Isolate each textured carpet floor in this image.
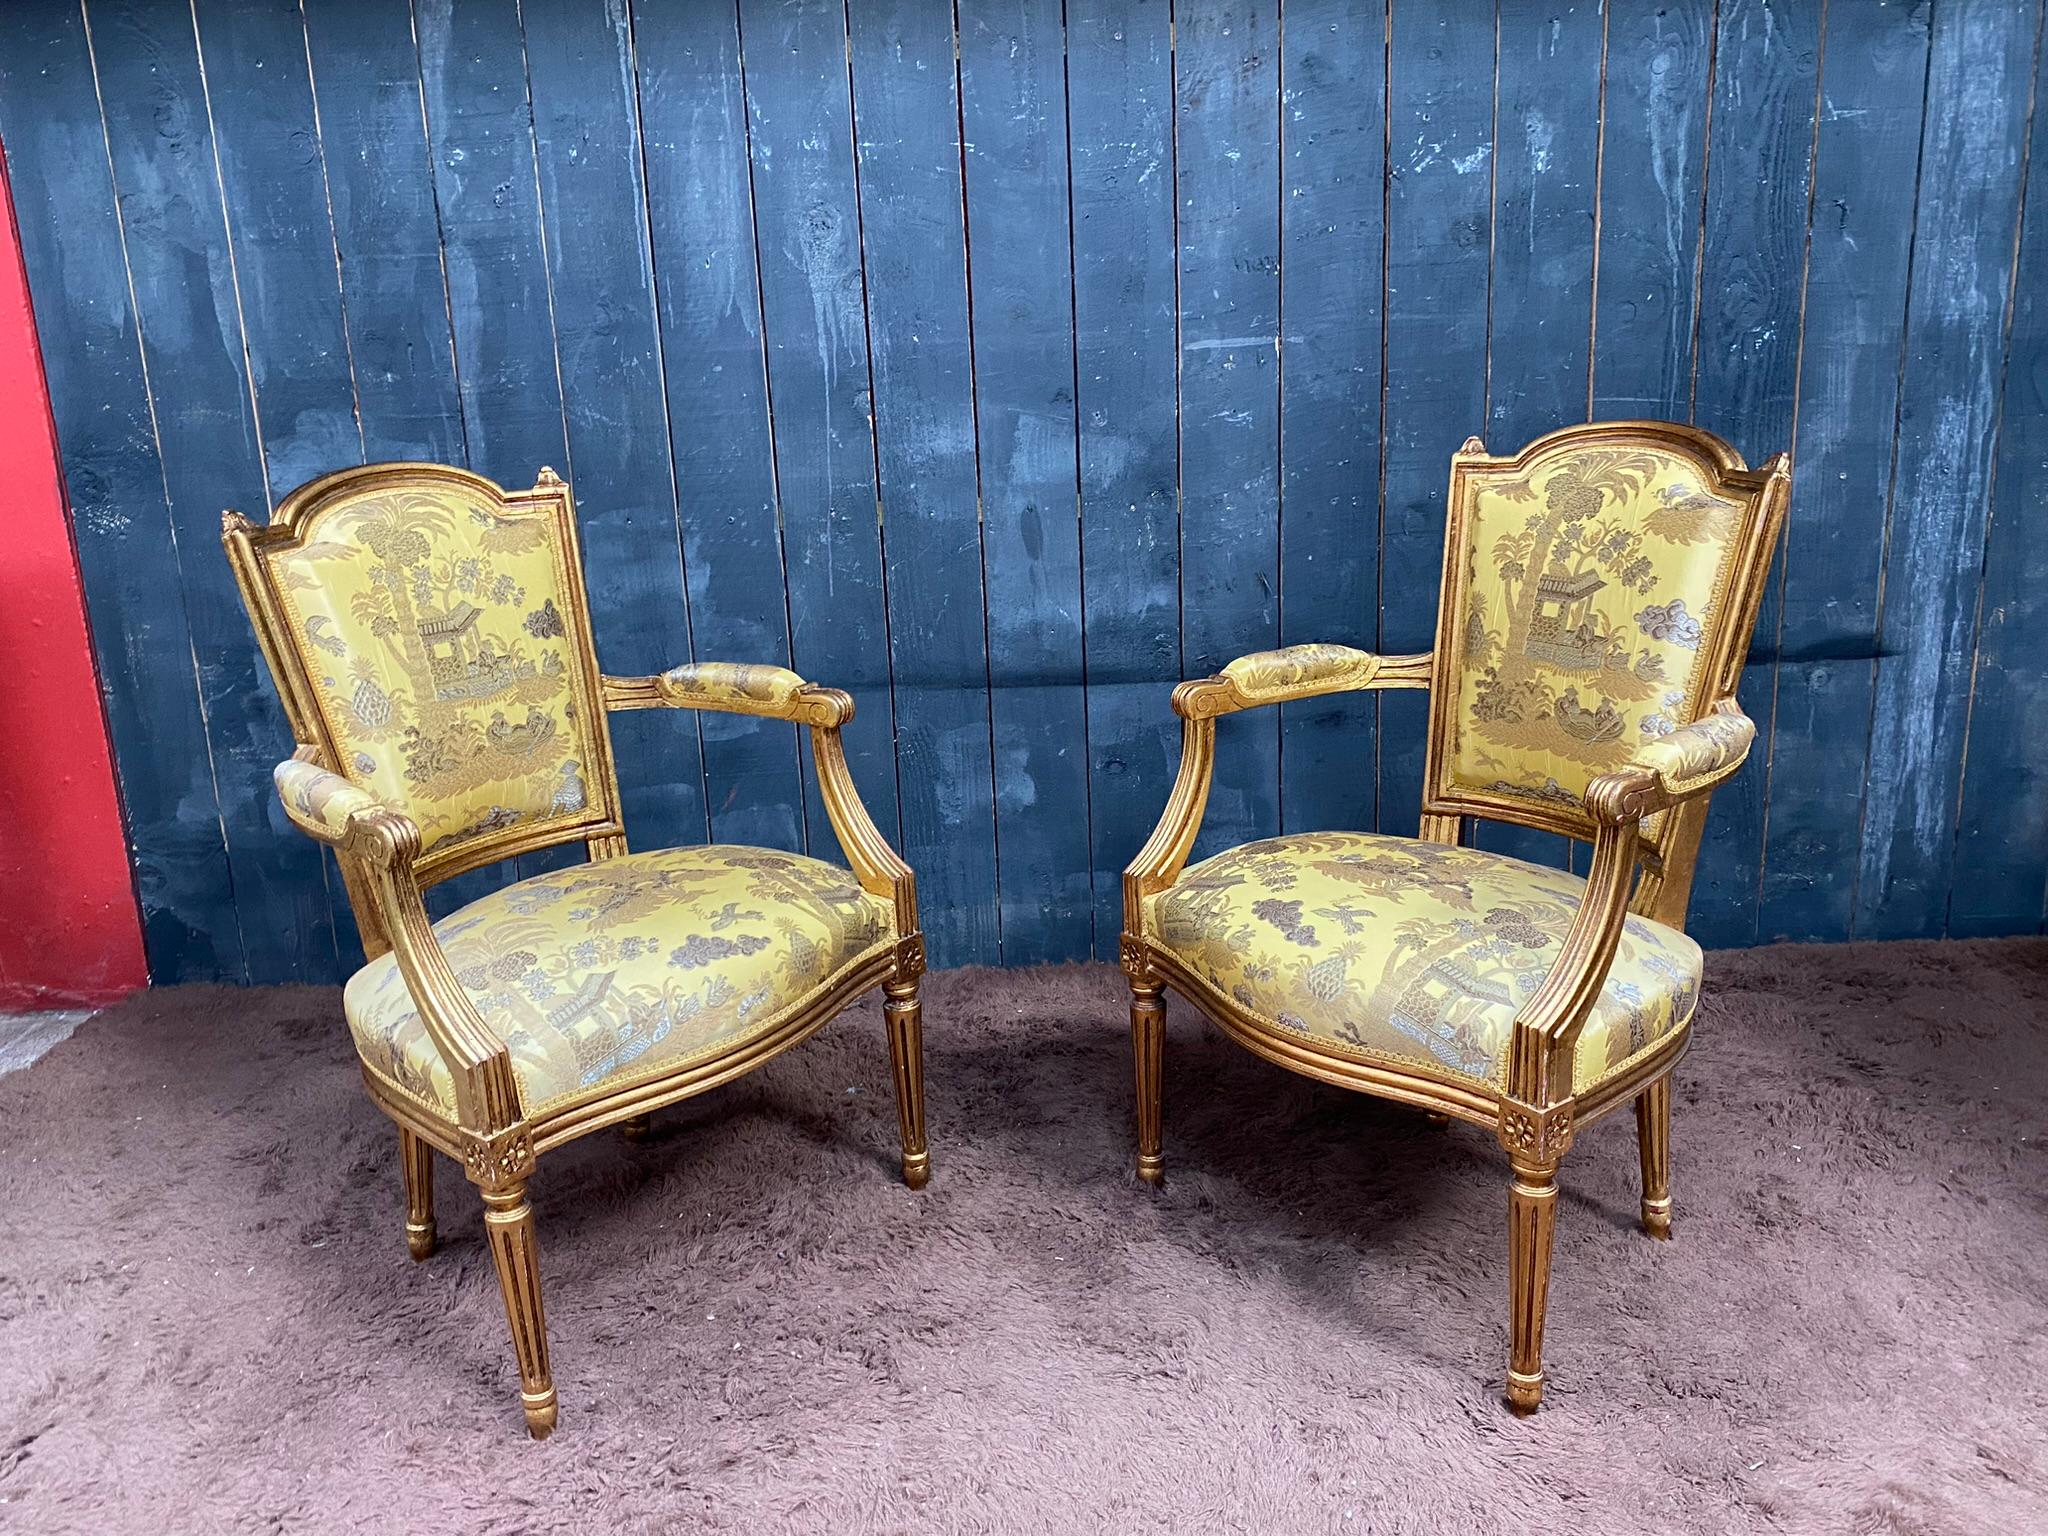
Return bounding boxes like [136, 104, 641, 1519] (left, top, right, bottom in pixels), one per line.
[1, 941, 2044, 1534]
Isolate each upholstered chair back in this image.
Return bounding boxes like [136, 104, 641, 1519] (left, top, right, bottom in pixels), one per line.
[1423, 423, 1787, 911]
[224, 465, 624, 886]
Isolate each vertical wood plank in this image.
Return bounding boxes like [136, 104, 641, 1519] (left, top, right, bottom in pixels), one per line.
[634, 0, 808, 855]
[1277, 0, 1385, 840]
[302, 0, 470, 957]
[1756, 2, 1931, 942]
[522, 0, 708, 854]
[1687, 0, 1822, 946]
[1479, 0, 1603, 871]
[1380, 0, 1494, 837]
[959, 0, 1093, 961]
[188, 0, 369, 968]
[413, 0, 568, 486]
[191, 0, 365, 496]
[1177, 1, 1283, 859]
[1944, 11, 2048, 938]
[846, 0, 1000, 965]
[1591, 0, 1714, 419]
[0, 0, 241, 982]
[1856, 0, 2040, 939]
[410, 0, 567, 901]
[1071, 0, 1180, 958]
[101, 0, 344, 982]
[302, 0, 466, 465]
[737, 0, 900, 860]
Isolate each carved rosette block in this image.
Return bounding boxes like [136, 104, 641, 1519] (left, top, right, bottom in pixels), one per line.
[463, 1127, 537, 1191]
[1119, 933, 1152, 981]
[894, 932, 928, 982]
[1496, 1101, 1574, 1164]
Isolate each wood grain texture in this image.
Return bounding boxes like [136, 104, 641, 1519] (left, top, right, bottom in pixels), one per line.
[1277, 0, 1385, 843]
[1856, 0, 2041, 939]
[1176, 2, 1284, 861]
[1071, 0, 1181, 960]
[5, 0, 2044, 978]
[409, 0, 566, 904]
[737, 0, 900, 866]
[960, 0, 1093, 961]
[1758, 2, 1933, 942]
[102, 0, 346, 981]
[1478, 0, 1604, 873]
[1950, 12, 2048, 939]
[1380, 0, 1494, 838]
[0, 0, 242, 982]
[636, 0, 807, 856]
[1687, 0, 1823, 946]
[522, 0, 706, 857]
[1592, 0, 1714, 421]
[846, 0, 1000, 965]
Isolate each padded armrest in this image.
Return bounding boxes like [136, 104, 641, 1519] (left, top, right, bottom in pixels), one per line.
[274, 757, 389, 845]
[1174, 644, 1433, 718]
[602, 661, 854, 727]
[1629, 704, 1755, 797]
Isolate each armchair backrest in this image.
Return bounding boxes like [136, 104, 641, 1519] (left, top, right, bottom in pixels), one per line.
[1423, 421, 1788, 905]
[223, 463, 624, 886]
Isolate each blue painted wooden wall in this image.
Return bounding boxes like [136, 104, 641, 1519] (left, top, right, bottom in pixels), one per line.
[3, 0, 2043, 984]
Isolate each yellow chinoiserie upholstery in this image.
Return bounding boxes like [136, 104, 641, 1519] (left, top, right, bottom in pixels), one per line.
[271, 483, 608, 859]
[345, 846, 895, 1116]
[1148, 833, 1700, 1094]
[225, 462, 930, 1439]
[1446, 448, 1745, 818]
[1120, 421, 1792, 1416]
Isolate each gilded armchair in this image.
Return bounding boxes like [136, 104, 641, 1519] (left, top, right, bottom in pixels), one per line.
[222, 463, 928, 1438]
[1122, 421, 1788, 1412]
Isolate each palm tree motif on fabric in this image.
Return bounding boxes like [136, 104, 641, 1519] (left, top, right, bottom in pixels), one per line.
[1459, 450, 1732, 794]
[348, 846, 897, 1106]
[282, 491, 588, 848]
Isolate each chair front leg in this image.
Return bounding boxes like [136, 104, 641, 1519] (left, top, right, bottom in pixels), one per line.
[399, 1127, 436, 1261]
[1636, 1076, 1673, 1238]
[1505, 1155, 1560, 1415]
[883, 969, 930, 1190]
[1130, 977, 1165, 1186]
[478, 1176, 556, 1439]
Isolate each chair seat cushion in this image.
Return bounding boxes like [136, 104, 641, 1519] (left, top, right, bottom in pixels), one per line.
[344, 846, 896, 1116]
[1147, 833, 1701, 1094]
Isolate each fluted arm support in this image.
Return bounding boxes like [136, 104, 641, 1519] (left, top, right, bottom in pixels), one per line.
[272, 752, 520, 1134]
[1123, 645, 1435, 936]
[602, 662, 915, 933]
[1502, 701, 1757, 1105]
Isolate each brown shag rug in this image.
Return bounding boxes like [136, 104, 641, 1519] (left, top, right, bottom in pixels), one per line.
[2, 941, 2045, 1533]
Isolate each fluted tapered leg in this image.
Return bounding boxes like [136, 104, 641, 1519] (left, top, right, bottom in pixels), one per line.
[620, 1113, 654, 1142]
[884, 975, 929, 1189]
[1505, 1157, 1559, 1415]
[482, 1183, 556, 1439]
[1636, 1076, 1672, 1239]
[1130, 979, 1165, 1186]
[399, 1127, 436, 1261]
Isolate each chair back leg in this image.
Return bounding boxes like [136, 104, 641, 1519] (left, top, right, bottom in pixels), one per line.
[1130, 978, 1166, 1186]
[884, 973, 930, 1189]
[1636, 1077, 1673, 1238]
[400, 1127, 437, 1261]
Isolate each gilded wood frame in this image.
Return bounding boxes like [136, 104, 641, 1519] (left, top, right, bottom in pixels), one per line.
[1121, 420, 1790, 1413]
[224, 463, 928, 1438]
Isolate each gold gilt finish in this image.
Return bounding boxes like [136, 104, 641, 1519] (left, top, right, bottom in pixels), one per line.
[223, 462, 928, 1438]
[1122, 421, 1788, 1413]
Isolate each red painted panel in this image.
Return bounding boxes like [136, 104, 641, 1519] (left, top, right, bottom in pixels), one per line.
[0, 142, 148, 1007]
